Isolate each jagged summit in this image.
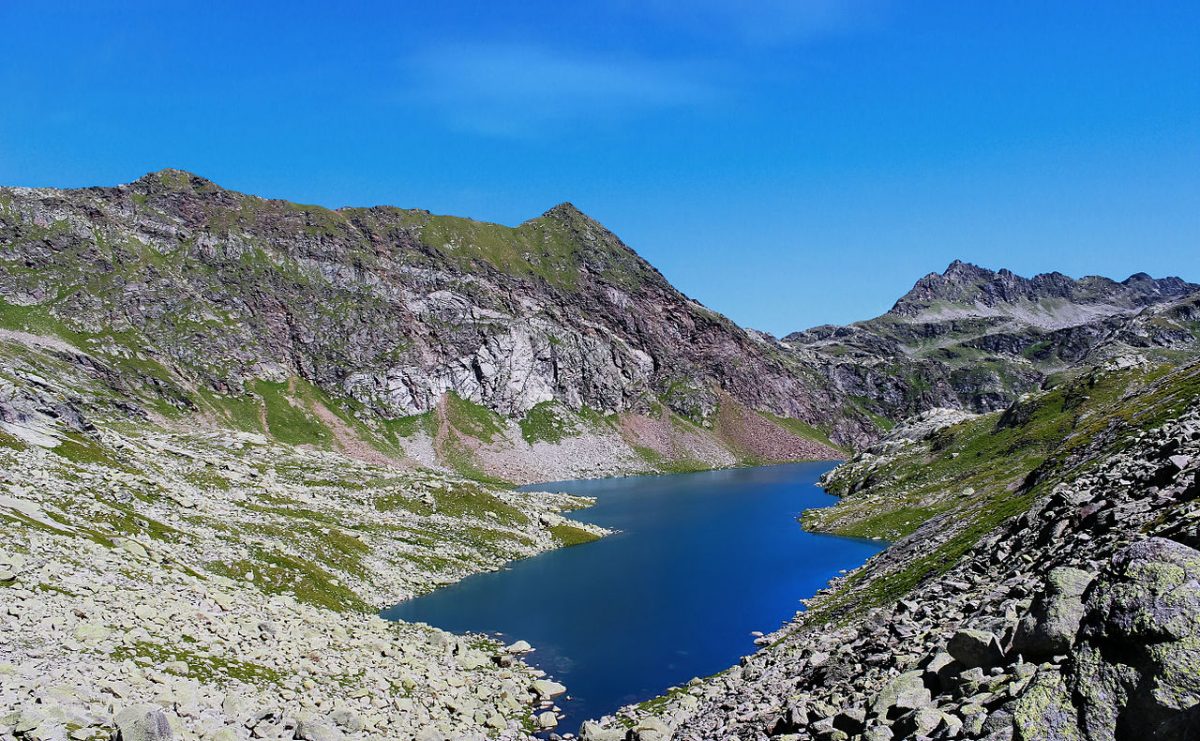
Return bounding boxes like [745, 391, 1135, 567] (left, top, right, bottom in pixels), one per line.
[888, 261, 1196, 321]
[128, 168, 223, 194]
[540, 201, 586, 219]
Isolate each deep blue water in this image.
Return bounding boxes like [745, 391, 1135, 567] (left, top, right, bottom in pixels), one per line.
[381, 462, 884, 731]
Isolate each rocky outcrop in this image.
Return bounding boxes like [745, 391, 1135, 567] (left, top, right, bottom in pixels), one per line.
[0, 417, 605, 739]
[1069, 538, 1200, 739]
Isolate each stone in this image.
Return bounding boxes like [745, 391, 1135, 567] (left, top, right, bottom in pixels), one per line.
[863, 726, 893, 741]
[73, 623, 111, 643]
[1010, 670, 1082, 740]
[536, 711, 558, 729]
[631, 717, 671, 741]
[893, 707, 943, 737]
[1011, 567, 1095, 660]
[947, 629, 1005, 669]
[1072, 538, 1200, 739]
[116, 539, 148, 560]
[868, 671, 932, 720]
[578, 720, 625, 741]
[923, 651, 961, 691]
[295, 719, 344, 741]
[531, 679, 567, 699]
[506, 640, 533, 654]
[832, 707, 866, 734]
[114, 704, 174, 741]
[328, 709, 363, 733]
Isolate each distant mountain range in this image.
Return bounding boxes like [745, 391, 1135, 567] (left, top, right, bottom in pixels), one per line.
[783, 259, 1200, 414]
[2, 170, 1198, 481]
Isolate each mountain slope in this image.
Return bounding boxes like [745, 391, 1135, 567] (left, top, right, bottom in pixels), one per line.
[592, 359, 1200, 739]
[784, 261, 1200, 418]
[0, 170, 852, 482]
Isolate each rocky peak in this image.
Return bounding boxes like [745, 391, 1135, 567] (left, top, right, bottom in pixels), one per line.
[888, 260, 1197, 321]
[127, 168, 224, 196]
[540, 201, 588, 221]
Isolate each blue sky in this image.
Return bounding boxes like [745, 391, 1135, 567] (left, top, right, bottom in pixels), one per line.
[1, 1, 1197, 334]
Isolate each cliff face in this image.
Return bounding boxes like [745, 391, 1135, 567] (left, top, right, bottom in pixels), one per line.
[0, 170, 850, 482]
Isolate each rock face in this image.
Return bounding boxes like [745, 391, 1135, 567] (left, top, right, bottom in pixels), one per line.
[785, 260, 1200, 421]
[0, 170, 862, 483]
[7, 173, 1196, 482]
[890, 261, 1195, 323]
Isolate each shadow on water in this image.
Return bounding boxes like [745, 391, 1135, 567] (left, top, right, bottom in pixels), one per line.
[381, 462, 885, 733]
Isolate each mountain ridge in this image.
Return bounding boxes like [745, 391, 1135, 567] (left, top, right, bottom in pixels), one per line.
[887, 259, 1196, 325]
[0, 170, 856, 483]
[784, 259, 1200, 415]
[3, 171, 1198, 482]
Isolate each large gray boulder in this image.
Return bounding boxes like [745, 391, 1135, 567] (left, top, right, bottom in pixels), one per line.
[295, 718, 345, 741]
[1009, 669, 1082, 741]
[868, 671, 932, 721]
[114, 704, 173, 741]
[579, 720, 626, 741]
[1071, 538, 1200, 739]
[1011, 566, 1095, 660]
[947, 628, 1005, 669]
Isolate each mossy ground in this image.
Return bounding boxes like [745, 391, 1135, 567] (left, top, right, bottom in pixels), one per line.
[112, 639, 283, 685]
[548, 523, 601, 547]
[519, 401, 580, 444]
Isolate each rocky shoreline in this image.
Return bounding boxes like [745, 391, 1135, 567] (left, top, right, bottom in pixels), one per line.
[588, 364, 1200, 740]
[0, 425, 605, 741]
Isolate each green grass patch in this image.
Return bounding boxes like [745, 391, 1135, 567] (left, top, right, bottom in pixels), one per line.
[760, 411, 843, 451]
[519, 401, 580, 444]
[384, 411, 437, 439]
[632, 445, 711, 474]
[548, 523, 601, 547]
[434, 482, 528, 526]
[0, 429, 26, 451]
[208, 549, 368, 613]
[51, 432, 126, 469]
[445, 392, 505, 443]
[112, 639, 282, 685]
[198, 388, 266, 434]
[251, 380, 333, 447]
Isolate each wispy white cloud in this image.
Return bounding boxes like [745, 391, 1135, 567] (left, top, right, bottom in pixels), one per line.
[402, 43, 725, 137]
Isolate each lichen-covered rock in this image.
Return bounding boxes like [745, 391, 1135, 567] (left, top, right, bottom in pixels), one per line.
[579, 720, 626, 741]
[114, 704, 174, 741]
[1010, 669, 1082, 741]
[1012, 566, 1095, 660]
[1072, 537, 1200, 739]
[868, 671, 932, 720]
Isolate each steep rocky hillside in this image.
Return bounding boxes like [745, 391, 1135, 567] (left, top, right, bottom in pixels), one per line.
[0, 322, 613, 738]
[785, 261, 1200, 421]
[595, 359, 1200, 739]
[0, 170, 851, 483]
